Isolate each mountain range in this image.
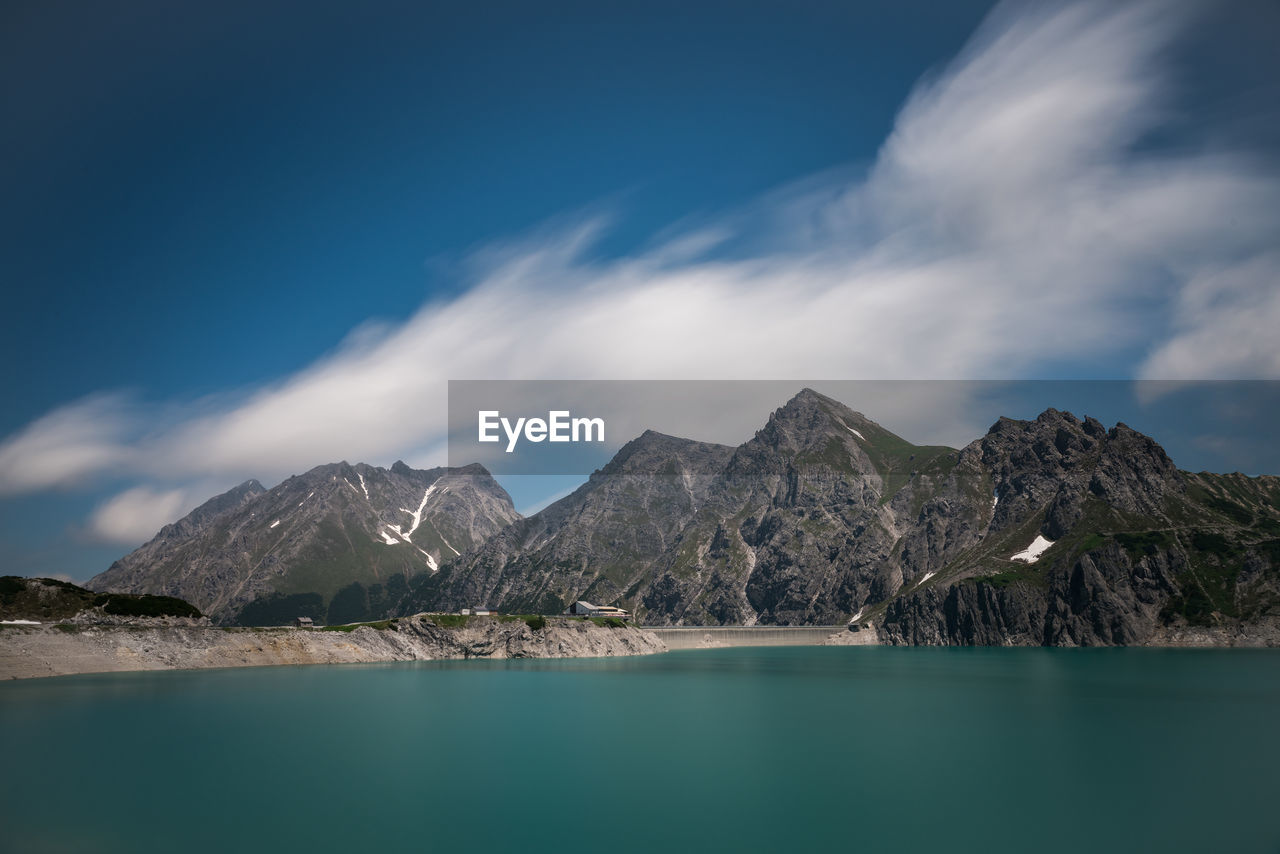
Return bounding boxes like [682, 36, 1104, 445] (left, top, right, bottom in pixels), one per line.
[90, 389, 1280, 644]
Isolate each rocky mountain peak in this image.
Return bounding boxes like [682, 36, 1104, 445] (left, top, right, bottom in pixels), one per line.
[982, 409, 1101, 460]
[727, 389, 942, 495]
[595, 430, 731, 478]
[89, 459, 521, 624]
[745, 388, 865, 457]
[772, 387, 858, 426]
[156, 478, 266, 542]
[449, 462, 492, 476]
[974, 409, 1186, 537]
[1089, 421, 1184, 515]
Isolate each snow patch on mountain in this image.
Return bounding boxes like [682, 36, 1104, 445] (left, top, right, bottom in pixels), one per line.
[439, 538, 460, 556]
[838, 420, 866, 442]
[1011, 535, 1054, 563]
[401, 482, 441, 542]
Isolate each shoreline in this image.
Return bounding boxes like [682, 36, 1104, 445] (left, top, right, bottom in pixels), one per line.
[0, 619, 867, 681]
[0, 615, 668, 681]
[6, 615, 1272, 682]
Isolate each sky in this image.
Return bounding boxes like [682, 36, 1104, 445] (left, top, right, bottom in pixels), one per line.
[2, 0, 1279, 581]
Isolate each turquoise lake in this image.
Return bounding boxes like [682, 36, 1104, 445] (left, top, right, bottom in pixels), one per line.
[2, 647, 1279, 853]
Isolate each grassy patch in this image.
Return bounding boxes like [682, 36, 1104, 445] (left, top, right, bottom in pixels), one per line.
[1078, 533, 1107, 552]
[1115, 531, 1174, 561]
[1162, 574, 1225, 626]
[423, 613, 472, 628]
[1189, 530, 1239, 558]
[275, 516, 425, 603]
[492, 612, 551, 625]
[588, 617, 628, 628]
[969, 562, 1049, 590]
[1159, 529, 1252, 625]
[977, 573, 1021, 590]
[1202, 495, 1255, 526]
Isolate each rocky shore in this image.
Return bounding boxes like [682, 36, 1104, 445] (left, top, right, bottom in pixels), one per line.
[0, 615, 667, 680]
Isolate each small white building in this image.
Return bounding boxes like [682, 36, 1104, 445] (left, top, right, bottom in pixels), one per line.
[472, 606, 492, 616]
[568, 600, 630, 620]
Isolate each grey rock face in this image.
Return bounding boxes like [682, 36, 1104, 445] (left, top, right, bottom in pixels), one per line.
[409, 389, 956, 626]
[877, 544, 1185, 647]
[88, 461, 519, 624]
[405, 431, 735, 616]
[878, 412, 1277, 646]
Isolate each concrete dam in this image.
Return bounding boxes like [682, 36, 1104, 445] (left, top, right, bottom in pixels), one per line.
[646, 625, 876, 649]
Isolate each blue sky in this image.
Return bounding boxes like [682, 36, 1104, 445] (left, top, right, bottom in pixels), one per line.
[2, 0, 1279, 581]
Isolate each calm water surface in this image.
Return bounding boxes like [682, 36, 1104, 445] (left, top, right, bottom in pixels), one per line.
[2, 647, 1279, 853]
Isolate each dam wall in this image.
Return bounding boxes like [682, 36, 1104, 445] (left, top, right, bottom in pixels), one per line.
[646, 625, 867, 649]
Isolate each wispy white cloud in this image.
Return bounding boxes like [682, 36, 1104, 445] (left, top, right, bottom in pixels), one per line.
[0, 394, 138, 496]
[86, 486, 194, 545]
[1139, 252, 1280, 380]
[2, 0, 1278, 527]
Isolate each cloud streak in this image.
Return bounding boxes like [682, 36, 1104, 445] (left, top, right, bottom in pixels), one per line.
[0, 394, 138, 495]
[87, 486, 193, 545]
[3, 0, 1279, 543]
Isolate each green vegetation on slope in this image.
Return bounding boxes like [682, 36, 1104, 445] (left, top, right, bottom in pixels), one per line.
[276, 516, 420, 601]
[232, 592, 325, 626]
[100, 594, 202, 619]
[0, 576, 203, 621]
